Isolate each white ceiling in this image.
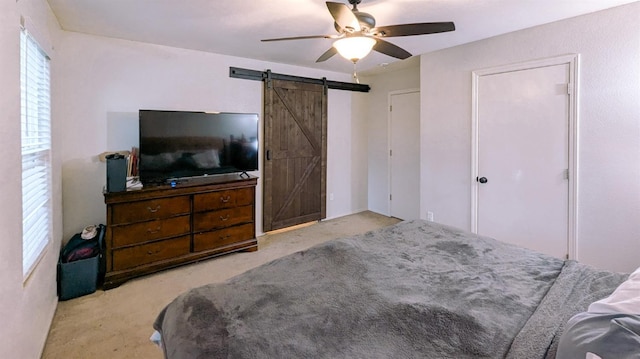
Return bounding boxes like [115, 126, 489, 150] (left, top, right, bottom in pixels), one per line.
[47, 0, 637, 74]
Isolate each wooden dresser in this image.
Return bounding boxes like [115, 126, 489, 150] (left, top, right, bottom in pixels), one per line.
[103, 174, 257, 289]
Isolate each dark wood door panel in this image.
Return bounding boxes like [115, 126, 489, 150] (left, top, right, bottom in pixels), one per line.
[263, 79, 327, 232]
[271, 157, 322, 221]
[273, 92, 322, 153]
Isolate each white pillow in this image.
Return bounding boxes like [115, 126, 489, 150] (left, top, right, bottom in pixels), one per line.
[190, 149, 220, 169]
[141, 152, 181, 170]
[588, 266, 640, 314]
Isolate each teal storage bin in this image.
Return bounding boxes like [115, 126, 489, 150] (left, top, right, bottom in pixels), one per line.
[57, 255, 99, 301]
[57, 224, 105, 301]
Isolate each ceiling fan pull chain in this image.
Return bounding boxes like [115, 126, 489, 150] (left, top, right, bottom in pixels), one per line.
[352, 61, 360, 84]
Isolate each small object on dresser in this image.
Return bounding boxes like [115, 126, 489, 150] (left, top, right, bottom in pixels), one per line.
[106, 153, 127, 192]
[126, 177, 143, 190]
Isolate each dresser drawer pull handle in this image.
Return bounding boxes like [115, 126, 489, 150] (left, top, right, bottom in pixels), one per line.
[220, 196, 231, 203]
[147, 205, 161, 213]
[219, 214, 230, 221]
[147, 250, 159, 255]
[147, 226, 161, 234]
[219, 235, 231, 240]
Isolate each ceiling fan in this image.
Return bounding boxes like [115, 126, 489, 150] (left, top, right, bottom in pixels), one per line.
[261, 0, 455, 64]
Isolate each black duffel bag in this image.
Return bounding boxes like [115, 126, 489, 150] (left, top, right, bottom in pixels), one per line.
[60, 224, 105, 263]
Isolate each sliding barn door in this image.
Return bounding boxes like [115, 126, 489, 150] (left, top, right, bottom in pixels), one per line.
[263, 79, 327, 232]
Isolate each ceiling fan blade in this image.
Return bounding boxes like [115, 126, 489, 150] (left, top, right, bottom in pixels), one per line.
[326, 1, 360, 32]
[371, 22, 455, 37]
[373, 39, 412, 60]
[261, 34, 339, 42]
[316, 47, 338, 63]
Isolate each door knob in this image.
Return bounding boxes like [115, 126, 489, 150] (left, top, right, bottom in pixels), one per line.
[478, 177, 488, 184]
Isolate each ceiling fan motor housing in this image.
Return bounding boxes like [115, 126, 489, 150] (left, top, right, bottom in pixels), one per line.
[354, 11, 375, 30]
[333, 9, 375, 33]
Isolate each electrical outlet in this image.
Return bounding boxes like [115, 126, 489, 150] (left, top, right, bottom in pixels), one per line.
[427, 211, 434, 222]
[330, 193, 334, 201]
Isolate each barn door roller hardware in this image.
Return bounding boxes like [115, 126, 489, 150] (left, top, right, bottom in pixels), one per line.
[229, 67, 370, 93]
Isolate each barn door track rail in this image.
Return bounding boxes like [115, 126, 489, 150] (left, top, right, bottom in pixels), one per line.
[229, 67, 370, 93]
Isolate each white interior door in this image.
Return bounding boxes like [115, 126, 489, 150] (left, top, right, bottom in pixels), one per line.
[475, 63, 570, 259]
[390, 90, 420, 220]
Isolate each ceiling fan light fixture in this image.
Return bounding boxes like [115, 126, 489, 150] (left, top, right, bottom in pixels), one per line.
[333, 36, 376, 62]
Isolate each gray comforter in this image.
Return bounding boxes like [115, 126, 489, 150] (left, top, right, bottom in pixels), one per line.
[154, 220, 627, 359]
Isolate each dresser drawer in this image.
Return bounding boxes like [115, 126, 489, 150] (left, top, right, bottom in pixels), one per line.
[112, 235, 190, 271]
[193, 223, 254, 252]
[193, 187, 254, 212]
[111, 196, 190, 224]
[193, 205, 254, 232]
[111, 215, 190, 248]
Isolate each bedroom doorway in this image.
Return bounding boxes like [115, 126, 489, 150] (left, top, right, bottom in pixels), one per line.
[263, 79, 327, 232]
[471, 55, 578, 260]
[389, 89, 420, 220]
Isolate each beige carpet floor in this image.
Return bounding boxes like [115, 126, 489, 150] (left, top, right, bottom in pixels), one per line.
[42, 211, 400, 358]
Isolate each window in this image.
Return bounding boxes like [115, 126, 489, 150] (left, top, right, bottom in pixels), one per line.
[20, 28, 52, 279]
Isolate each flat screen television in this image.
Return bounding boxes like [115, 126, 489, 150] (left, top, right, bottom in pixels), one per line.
[139, 110, 259, 185]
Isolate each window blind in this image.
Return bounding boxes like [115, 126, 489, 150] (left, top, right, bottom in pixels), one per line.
[20, 29, 52, 279]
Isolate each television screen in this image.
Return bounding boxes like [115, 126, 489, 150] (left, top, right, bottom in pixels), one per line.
[139, 110, 259, 185]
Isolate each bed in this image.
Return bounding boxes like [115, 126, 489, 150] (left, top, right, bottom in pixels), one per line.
[153, 220, 638, 358]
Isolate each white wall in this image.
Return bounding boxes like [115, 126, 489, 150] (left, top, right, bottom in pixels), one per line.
[54, 31, 367, 240]
[420, 2, 640, 272]
[0, 0, 62, 357]
[360, 64, 420, 216]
